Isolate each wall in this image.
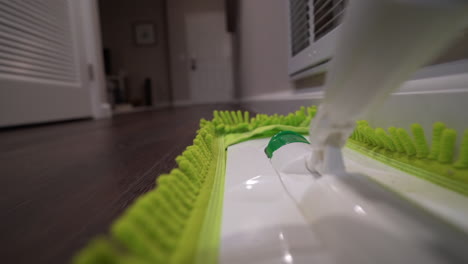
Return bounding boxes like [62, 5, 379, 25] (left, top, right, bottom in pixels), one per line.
[236, 0, 293, 98]
[99, 0, 170, 105]
[430, 29, 468, 65]
[235, 2, 468, 100]
[167, 0, 190, 101]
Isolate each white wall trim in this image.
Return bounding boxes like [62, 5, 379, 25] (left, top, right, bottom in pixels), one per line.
[241, 90, 323, 103]
[241, 66, 468, 139]
[100, 103, 112, 118]
[242, 73, 468, 103]
[80, 0, 110, 120]
[290, 61, 329, 81]
[113, 102, 171, 115]
[174, 99, 239, 107]
[411, 59, 468, 80]
[153, 102, 172, 109]
[248, 59, 468, 103]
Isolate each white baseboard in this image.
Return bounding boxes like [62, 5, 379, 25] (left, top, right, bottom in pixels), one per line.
[92, 103, 112, 119]
[173, 99, 239, 107]
[112, 102, 171, 115]
[242, 60, 468, 104]
[153, 102, 171, 109]
[287, 59, 468, 94]
[241, 72, 468, 137]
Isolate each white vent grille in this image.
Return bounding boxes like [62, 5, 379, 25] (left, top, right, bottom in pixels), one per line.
[290, 0, 311, 56]
[313, 0, 346, 41]
[0, 0, 77, 82]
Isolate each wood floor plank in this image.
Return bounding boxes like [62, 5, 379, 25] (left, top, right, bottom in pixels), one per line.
[0, 104, 240, 264]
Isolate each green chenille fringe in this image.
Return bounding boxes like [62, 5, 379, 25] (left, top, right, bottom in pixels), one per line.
[72, 106, 317, 264]
[348, 121, 468, 196]
[73, 106, 468, 263]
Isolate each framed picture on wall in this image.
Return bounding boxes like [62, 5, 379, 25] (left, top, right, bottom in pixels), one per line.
[133, 22, 157, 46]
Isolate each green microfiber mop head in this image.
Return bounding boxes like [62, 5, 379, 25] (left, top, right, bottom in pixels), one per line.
[214, 106, 317, 147]
[212, 106, 316, 134]
[73, 121, 219, 264]
[73, 106, 468, 264]
[72, 107, 318, 264]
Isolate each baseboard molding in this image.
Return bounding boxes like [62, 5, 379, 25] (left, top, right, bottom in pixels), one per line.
[112, 102, 171, 115]
[95, 103, 112, 119]
[241, 69, 468, 137]
[173, 99, 239, 107]
[153, 102, 172, 109]
[287, 59, 468, 93]
[412, 59, 468, 80]
[242, 66, 468, 105]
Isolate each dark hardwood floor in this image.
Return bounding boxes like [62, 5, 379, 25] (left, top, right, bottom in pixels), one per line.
[0, 104, 240, 264]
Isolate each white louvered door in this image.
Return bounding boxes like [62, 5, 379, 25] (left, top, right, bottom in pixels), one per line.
[0, 0, 92, 127]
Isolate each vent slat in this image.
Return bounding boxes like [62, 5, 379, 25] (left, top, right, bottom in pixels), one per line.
[291, 9, 309, 29]
[0, 60, 76, 79]
[0, 45, 73, 68]
[313, 0, 346, 41]
[29, 0, 57, 15]
[1, 1, 67, 35]
[313, 0, 334, 16]
[0, 65, 76, 82]
[0, 38, 73, 66]
[14, 0, 66, 28]
[292, 29, 310, 46]
[290, 0, 311, 56]
[292, 22, 310, 39]
[0, 29, 72, 61]
[0, 15, 71, 51]
[314, 7, 345, 37]
[0, 24, 72, 60]
[0, 0, 77, 83]
[291, 0, 307, 13]
[314, 0, 344, 26]
[0, 51, 74, 74]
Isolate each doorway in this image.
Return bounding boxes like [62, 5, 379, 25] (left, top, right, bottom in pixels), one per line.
[186, 12, 234, 103]
[166, 0, 235, 105]
[98, 0, 172, 114]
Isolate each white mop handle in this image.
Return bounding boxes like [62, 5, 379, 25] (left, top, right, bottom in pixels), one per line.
[310, 0, 468, 149]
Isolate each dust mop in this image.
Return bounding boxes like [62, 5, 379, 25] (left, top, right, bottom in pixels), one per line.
[74, 0, 468, 263]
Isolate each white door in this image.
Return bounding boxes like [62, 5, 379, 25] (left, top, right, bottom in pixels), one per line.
[0, 0, 93, 127]
[186, 12, 234, 103]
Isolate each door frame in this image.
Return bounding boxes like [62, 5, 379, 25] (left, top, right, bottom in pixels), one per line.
[79, 0, 111, 119]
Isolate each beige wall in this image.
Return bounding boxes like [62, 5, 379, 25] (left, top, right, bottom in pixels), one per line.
[99, 0, 170, 105]
[235, 2, 468, 99]
[236, 0, 293, 98]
